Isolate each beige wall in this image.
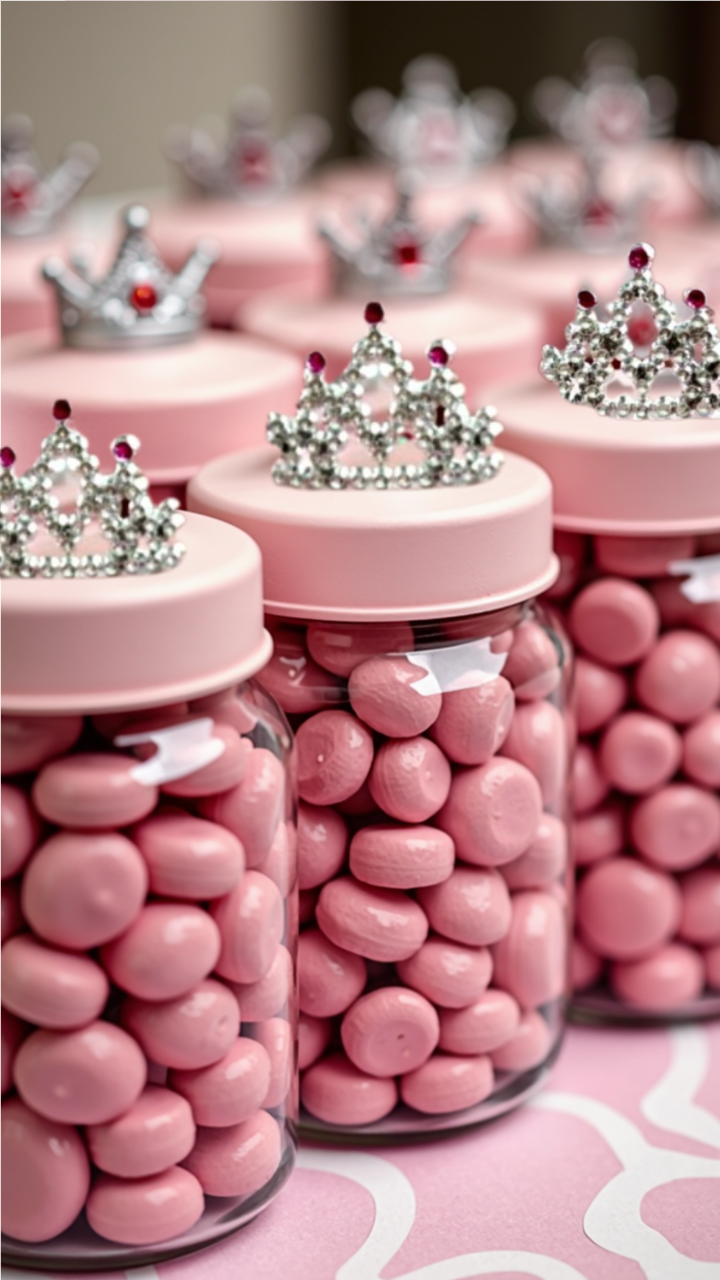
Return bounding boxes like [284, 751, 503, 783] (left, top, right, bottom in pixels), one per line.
[2, 2, 344, 196]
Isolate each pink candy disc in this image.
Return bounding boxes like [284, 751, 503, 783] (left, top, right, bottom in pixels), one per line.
[121, 979, 240, 1070]
[572, 803, 625, 867]
[340, 987, 440, 1077]
[635, 630, 720, 725]
[14, 1021, 147, 1125]
[297, 802, 348, 890]
[249, 1017, 293, 1108]
[86, 1166, 204, 1246]
[21, 831, 148, 950]
[491, 891, 566, 1009]
[301, 1051, 398, 1126]
[316, 877, 428, 962]
[1, 714, 82, 776]
[438, 988, 521, 1055]
[101, 904, 221, 1001]
[201, 747, 285, 866]
[1, 879, 23, 943]
[399, 1052, 494, 1115]
[576, 857, 681, 961]
[1, 783, 40, 879]
[259, 627, 344, 714]
[212, 870, 284, 984]
[679, 868, 720, 945]
[396, 937, 493, 1009]
[501, 622, 560, 701]
[297, 711, 374, 807]
[298, 1014, 332, 1070]
[299, 929, 367, 1018]
[86, 1085, 196, 1178]
[170, 1036, 272, 1128]
[501, 701, 566, 809]
[490, 1010, 552, 1072]
[630, 785, 720, 871]
[306, 621, 415, 678]
[437, 757, 543, 866]
[256, 820, 297, 896]
[571, 938, 604, 991]
[369, 736, 452, 823]
[349, 823, 454, 890]
[593, 534, 697, 578]
[545, 530, 587, 599]
[183, 1108, 282, 1197]
[610, 944, 705, 1011]
[598, 712, 682, 795]
[133, 813, 244, 900]
[1, 1096, 90, 1242]
[417, 866, 511, 947]
[682, 711, 720, 788]
[430, 676, 515, 766]
[501, 814, 568, 890]
[229, 943, 294, 1021]
[32, 753, 158, 830]
[572, 742, 610, 815]
[569, 578, 660, 667]
[574, 657, 628, 735]
[2, 934, 109, 1029]
[348, 655, 441, 737]
[1, 1008, 25, 1094]
[159, 723, 252, 797]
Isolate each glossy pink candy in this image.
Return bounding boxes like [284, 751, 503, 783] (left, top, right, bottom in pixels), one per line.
[298, 1014, 332, 1070]
[299, 929, 367, 1018]
[501, 814, 568, 890]
[569, 578, 660, 667]
[598, 712, 682, 795]
[201, 747, 285, 866]
[86, 1085, 196, 1178]
[1, 1096, 90, 1242]
[490, 1010, 551, 1072]
[396, 937, 493, 1009]
[630, 785, 720, 870]
[491, 891, 566, 1009]
[1, 783, 40, 879]
[417, 866, 511, 947]
[296, 711, 374, 806]
[635, 630, 720, 724]
[682, 711, 720, 788]
[158, 723, 252, 797]
[437, 756, 543, 866]
[14, 1021, 147, 1125]
[316, 877, 428, 962]
[297, 802, 348, 890]
[610, 943, 705, 1011]
[573, 742, 610, 814]
[340, 986, 440, 1077]
[259, 626, 344, 714]
[229, 943, 293, 1021]
[349, 823, 454, 889]
[101, 904, 221, 1001]
[572, 803, 625, 866]
[501, 621, 560, 700]
[501, 701, 566, 809]
[183, 1109, 282, 1197]
[32, 753, 158, 830]
[170, 1037, 272, 1127]
[348, 655, 441, 737]
[400, 1052, 494, 1115]
[2, 934, 109, 1030]
[132, 813, 244, 900]
[593, 533, 696, 578]
[212, 870, 284, 984]
[576, 857, 681, 961]
[121, 979, 240, 1070]
[678, 868, 720, 945]
[574, 657, 628, 735]
[369, 736, 452, 824]
[301, 1051, 398, 1126]
[250, 1017, 293, 1108]
[438, 988, 521, 1055]
[86, 1166, 204, 1246]
[430, 676, 515, 765]
[1, 714, 82, 776]
[306, 620, 414, 678]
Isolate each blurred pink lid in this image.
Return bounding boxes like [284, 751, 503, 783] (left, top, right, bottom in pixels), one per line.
[499, 382, 720, 535]
[2, 514, 271, 713]
[188, 447, 558, 622]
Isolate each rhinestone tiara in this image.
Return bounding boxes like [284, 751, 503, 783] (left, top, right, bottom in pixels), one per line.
[2, 114, 98, 238]
[687, 142, 720, 214]
[42, 205, 219, 350]
[165, 86, 331, 201]
[266, 301, 504, 490]
[352, 55, 514, 183]
[517, 152, 643, 252]
[541, 242, 720, 419]
[318, 185, 478, 297]
[0, 401, 185, 579]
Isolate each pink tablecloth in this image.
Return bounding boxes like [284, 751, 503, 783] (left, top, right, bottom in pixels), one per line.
[5, 1023, 720, 1280]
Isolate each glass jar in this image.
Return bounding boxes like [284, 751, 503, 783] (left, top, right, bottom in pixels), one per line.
[189, 441, 574, 1136]
[1, 513, 297, 1267]
[501, 375, 720, 1021]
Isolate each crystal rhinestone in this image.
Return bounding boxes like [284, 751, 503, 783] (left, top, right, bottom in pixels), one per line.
[428, 343, 449, 367]
[52, 399, 71, 421]
[628, 243, 652, 271]
[306, 351, 326, 374]
[129, 283, 158, 313]
[364, 301, 384, 326]
[577, 290, 597, 310]
[112, 439, 135, 462]
[0, 446, 16, 469]
[684, 288, 706, 310]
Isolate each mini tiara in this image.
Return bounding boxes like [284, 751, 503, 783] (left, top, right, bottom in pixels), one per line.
[2, 114, 98, 238]
[42, 205, 218, 350]
[519, 152, 643, 251]
[533, 38, 676, 152]
[686, 142, 720, 214]
[318, 186, 478, 296]
[165, 86, 331, 201]
[352, 55, 514, 183]
[0, 401, 185, 578]
[267, 301, 503, 490]
[541, 242, 720, 419]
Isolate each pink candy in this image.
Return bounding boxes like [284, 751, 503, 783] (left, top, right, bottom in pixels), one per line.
[297, 711, 374, 806]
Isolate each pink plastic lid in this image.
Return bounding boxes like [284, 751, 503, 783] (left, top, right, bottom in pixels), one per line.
[499, 382, 720, 535]
[188, 447, 558, 622]
[1, 332, 302, 483]
[1, 514, 271, 713]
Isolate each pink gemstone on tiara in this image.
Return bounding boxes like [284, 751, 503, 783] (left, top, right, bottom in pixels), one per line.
[577, 289, 597, 310]
[684, 288, 706, 310]
[130, 283, 158, 313]
[628, 243, 652, 271]
[53, 399, 71, 421]
[0, 447, 16, 469]
[394, 237, 420, 267]
[428, 343, 449, 367]
[306, 351, 326, 374]
[112, 439, 135, 463]
[364, 301, 384, 326]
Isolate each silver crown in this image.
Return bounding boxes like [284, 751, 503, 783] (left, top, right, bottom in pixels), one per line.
[541, 242, 720, 419]
[518, 151, 644, 251]
[2, 114, 98, 238]
[0, 401, 185, 578]
[686, 142, 720, 214]
[318, 186, 478, 297]
[266, 301, 504, 490]
[42, 205, 218, 350]
[352, 55, 514, 184]
[533, 38, 676, 153]
[165, 86, 331, 201]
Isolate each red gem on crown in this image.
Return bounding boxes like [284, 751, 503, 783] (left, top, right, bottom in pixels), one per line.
[364, 301, 384, 326]
[0, 446, 16, 469]
[306, 351, 326, 375]
[129, 283, 158, 313]
[577, 289, 597, 310]
[53, 399, 71, 421]
[684, 288, 707, 311]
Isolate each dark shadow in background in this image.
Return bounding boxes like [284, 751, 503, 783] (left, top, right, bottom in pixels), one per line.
[338, 1, 720, 154]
